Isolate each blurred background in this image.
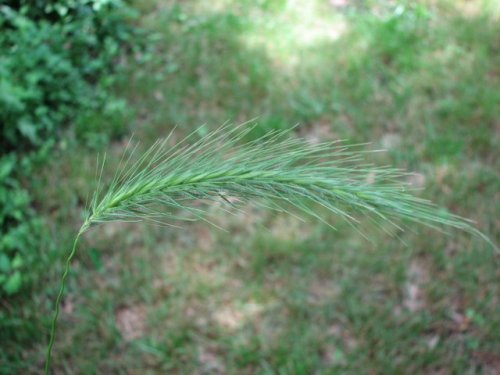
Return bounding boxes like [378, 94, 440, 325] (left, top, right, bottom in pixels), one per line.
[1, 0, 499, 373]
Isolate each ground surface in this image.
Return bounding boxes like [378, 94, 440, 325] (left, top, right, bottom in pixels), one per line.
[3, 0, 500, 374]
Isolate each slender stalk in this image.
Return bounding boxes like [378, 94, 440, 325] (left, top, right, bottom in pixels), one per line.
[45, 224, 87, 375]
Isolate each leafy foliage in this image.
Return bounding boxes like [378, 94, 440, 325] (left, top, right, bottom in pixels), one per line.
[0, 0, 137, 296]
[0, 0, 136, 152]
[0, 156, 44, 295]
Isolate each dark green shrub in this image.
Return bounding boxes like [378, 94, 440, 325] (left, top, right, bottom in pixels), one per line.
[0, 1, 137, 152]
[0, 155, 44, 295]
[0, 0, 138, 296]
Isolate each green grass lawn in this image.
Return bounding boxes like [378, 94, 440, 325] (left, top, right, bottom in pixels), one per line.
[2, 0, 499, 374]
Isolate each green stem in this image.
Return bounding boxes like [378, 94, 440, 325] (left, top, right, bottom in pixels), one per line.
[45, 226, 86, 375]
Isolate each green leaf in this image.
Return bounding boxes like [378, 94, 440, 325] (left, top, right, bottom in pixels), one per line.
[12, 254, 23, 269]
[18, 118, 38, 144]
[0, 253, 11, 273]
[0, 156, 15, 181]
[4, 271, 22, 295]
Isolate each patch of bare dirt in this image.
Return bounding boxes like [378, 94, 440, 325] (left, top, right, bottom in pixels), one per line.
[300, 120, 339, 144]
[116, 304, 147, 341]
[196, 225, 215, 252]
[327, 323, 359, 351]
[198, 346, 226, 374]
[212, 300, 265, 330]
[62, 297, 75, 315]
[380, 133, 402, 150]
[403, 258, 430, 313]
[407, 172, 426, 189]
[308, 279, 341, 305]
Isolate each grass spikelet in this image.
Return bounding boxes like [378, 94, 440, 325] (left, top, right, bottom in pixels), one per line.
[45, 124, 496, 374]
